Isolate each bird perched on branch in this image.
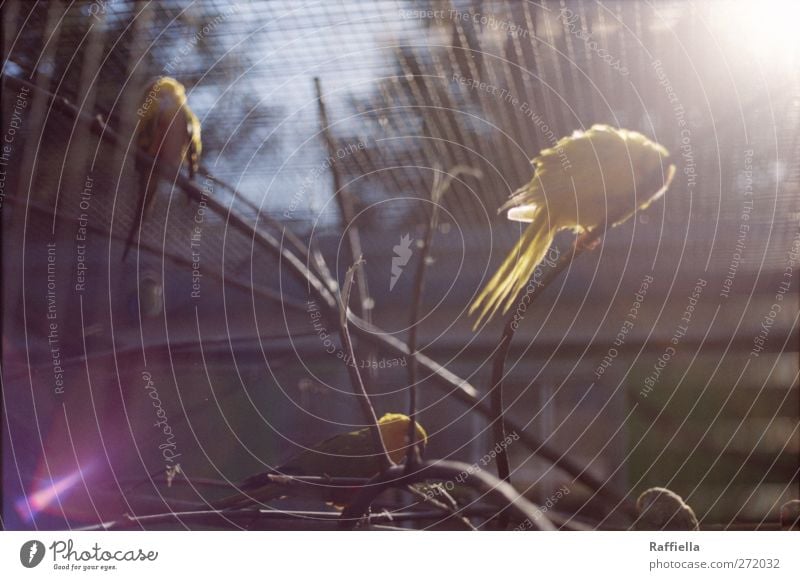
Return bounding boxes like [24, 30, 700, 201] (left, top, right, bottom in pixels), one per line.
[122, 76, 202, 261]
[213, 413, 428, 509]
[470, 125, 675, 326]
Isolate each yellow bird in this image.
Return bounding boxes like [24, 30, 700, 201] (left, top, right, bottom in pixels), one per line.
[470, 124, 676, 325]
[213, 413, 428, 509]
[123, 76, 202, 260]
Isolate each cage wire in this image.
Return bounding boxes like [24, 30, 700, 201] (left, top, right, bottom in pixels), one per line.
[2, 0, 800, 530]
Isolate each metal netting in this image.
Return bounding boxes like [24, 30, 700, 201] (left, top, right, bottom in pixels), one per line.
[2, 0, 799, 531]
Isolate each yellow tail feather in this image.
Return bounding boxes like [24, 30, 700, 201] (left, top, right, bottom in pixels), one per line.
[469, 208, 556, 328]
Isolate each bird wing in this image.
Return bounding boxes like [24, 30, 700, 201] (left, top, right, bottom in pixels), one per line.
[499, 125, 665, 223]
[472, 126, 673, 323]
[184, 106, 201, 179]
[281, 426, 378, 478]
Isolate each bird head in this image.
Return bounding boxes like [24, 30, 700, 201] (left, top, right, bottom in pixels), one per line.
[609, 126, 675, 220]
[149, 76, 188, 100]
[377, 413, 428, 464]
[137, 76, 202, 172]
[138, 76, 189, 120]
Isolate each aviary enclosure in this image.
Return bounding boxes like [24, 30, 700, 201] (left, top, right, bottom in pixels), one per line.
[1, 0, 799, 532]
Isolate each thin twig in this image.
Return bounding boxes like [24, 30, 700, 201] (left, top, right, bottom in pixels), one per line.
[121, 477, 233, 491]
[126, 474, 373, 497]
[405, 165, 482, 469]
[337, 258, 393, 473]
[315, 77, 378, 391]
[405, 482, 477, 530]
[430, 482, 473, 527]
[77, 508, 462, 531]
